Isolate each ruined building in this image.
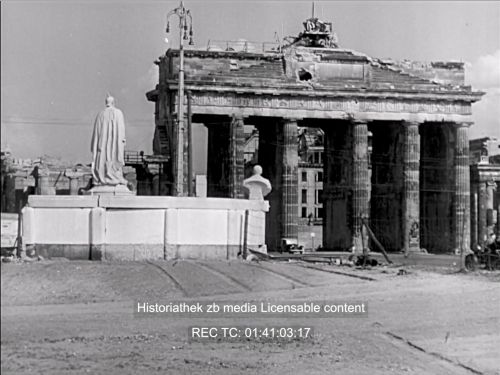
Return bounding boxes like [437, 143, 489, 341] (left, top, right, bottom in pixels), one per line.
[469, 138, 500, 247]
[146, 15, 484, 253]
[0, 152, 93, 213]
[0, 152, 138, 213]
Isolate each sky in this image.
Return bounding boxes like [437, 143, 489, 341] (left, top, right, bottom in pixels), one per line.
[2, 0, 500, 173]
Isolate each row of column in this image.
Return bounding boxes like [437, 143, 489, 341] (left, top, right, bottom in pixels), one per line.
[193, 115, 472, 253]
[471, 175, 499, 247]
[34, 168, 86, 196]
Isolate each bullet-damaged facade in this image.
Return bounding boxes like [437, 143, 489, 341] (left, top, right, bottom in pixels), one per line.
[146, 16, 484, 253]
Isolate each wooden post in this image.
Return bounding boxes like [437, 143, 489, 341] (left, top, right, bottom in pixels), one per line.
[362, 218, 392, 264]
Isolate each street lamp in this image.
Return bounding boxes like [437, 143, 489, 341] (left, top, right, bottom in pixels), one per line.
[166, 1, 194, 196]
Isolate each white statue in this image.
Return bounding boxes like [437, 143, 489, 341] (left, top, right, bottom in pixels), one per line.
[90, 95, 128, 186]
[243, 165, 272, 200]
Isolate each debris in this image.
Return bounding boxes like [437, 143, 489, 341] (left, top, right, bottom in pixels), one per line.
[246, 247, 270, 261]
[245, 254, 259, 262]
[2, 255, 14, 263]
[355, 256, 378, 267]
[362, 218, 392, 264]
[444, 332, 450, 343]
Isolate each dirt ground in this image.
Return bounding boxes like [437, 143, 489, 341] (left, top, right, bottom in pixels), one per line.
[1, 259, 499, 374]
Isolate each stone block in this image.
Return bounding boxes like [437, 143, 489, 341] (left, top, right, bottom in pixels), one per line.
[28, 195, 98, 208]
[105, 209, 165, 245]
[21, 206, 35, 244]
[33, 208, 91, 245]
[103, 244, 164, 261]
[90, 207, 105, 246]
[35, 244, 90, 260]
[171, 244, 240, 260]
[99, 195, 268, 211]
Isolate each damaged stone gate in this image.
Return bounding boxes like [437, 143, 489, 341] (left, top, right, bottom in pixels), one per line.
[146, 15, 484, 253]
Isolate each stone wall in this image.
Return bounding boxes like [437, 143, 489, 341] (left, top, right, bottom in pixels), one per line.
[22, 196, 268, 261]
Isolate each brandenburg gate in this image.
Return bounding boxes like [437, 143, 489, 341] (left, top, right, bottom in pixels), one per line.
[146, 16, 483, 253]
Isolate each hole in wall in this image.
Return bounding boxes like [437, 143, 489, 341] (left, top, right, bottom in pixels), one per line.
[298, 68, 313, 81]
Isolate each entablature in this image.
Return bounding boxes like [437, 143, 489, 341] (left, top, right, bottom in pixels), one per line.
[165, 83, 483, 103]
[182, 91, 474, 122]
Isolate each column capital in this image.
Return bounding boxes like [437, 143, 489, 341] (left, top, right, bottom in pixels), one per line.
[350, 119, 368, 125]
[401, 120, 421, 127]
[231, 114, 247, 121]
[282, 117, 301, 123]
[452, 121, 473, 128]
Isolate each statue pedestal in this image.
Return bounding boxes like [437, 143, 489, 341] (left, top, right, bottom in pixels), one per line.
[85, 184, 134, 196]
[22, 195, 269, 261]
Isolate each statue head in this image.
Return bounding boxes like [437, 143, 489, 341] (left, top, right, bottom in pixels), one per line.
[252, 165, 263, 176]
[105, 94, 115, 107]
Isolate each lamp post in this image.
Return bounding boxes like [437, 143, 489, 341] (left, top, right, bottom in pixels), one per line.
[166, 1, 194, 196]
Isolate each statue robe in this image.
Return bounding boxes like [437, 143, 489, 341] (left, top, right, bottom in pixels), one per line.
[91, 106, 128, 186]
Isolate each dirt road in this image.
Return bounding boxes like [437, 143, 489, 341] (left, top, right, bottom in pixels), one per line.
[1, 260, 499, 374]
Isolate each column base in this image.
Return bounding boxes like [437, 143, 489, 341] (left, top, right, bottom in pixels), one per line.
[404, 246, 426, 255]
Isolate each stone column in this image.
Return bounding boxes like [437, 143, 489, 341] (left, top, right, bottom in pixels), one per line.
[281, 118, 299, 240]
[478, 181, 487, 245]
[401, 121, 421, 252]
[65, 169, 84, 195]
[257, 121, 281, 251]
[351, 120, 369, 251]
[206, 116, 245, 198]
[496, 182, 500, 235]
[152, 175, 160, 196]
[35, 167, 54, 195]
[470, 184, 478, 247]
[3, 173, 16, 213]
[257, 118, 298, 250]
[486, 181, 497, 237]
[228, 116, 245, 199]
[452, 122, 471, 252]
